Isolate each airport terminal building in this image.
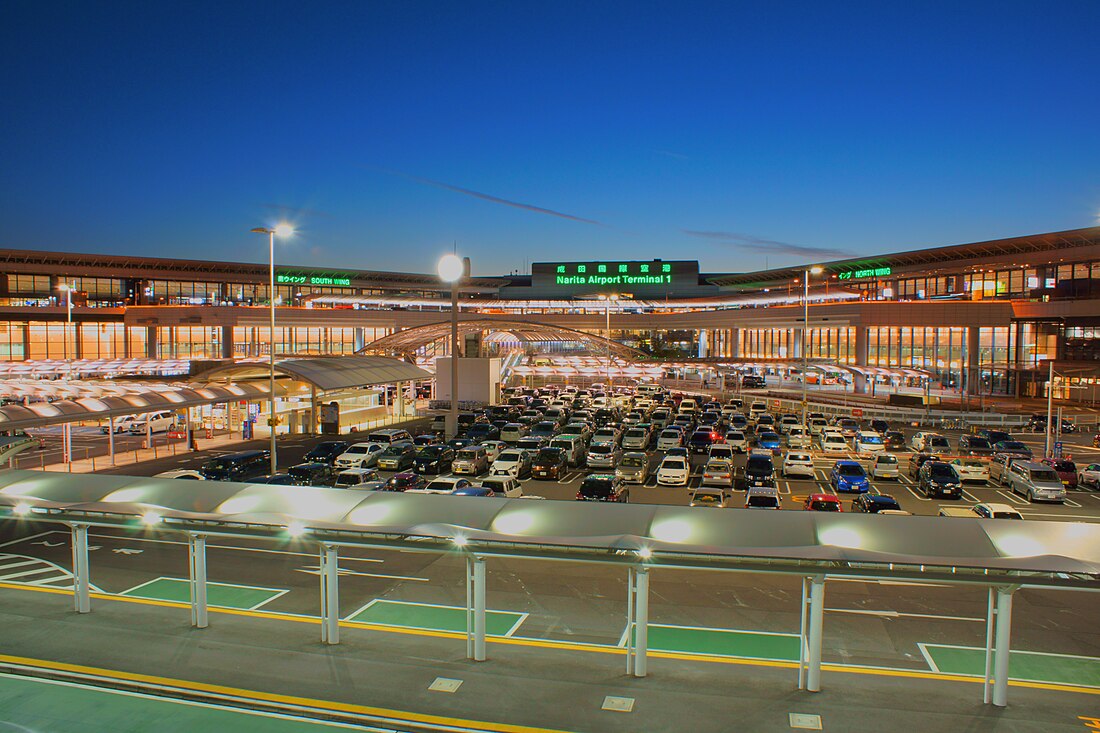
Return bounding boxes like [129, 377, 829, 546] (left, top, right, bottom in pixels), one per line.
[0, 226, 1097, 401]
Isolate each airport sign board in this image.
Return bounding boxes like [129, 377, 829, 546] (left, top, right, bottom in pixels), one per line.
[276, 272, 353, 287]
[532, 260, 698, 291]
[838, 266, 892, 281]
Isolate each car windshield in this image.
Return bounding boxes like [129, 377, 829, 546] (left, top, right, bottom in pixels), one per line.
[692, 493, 722, 505]
[590, 444, 612, 454]
[626, 429, 646, 437]
[788, 454, 811, 462]
[999, 441, 1027, 450]
[457, 449, 480, 459]
[877, 455, 898, 464]
[809, 500, 839, 511]
[662, 459, 686, 469]
[1051, 461, 1075, 471]
[661, 431, 679, 438]
[419, 446, 445, 458]
[335, 475, 362, 486]
[1031, 469, 1060, 482]
[426, 481, 455, 490]
[860, 435, 882, 443]
[343, 446, 368, 455]
[873, 498, 901, 510]
[837, 464, 864, 476]
[497, 451, 522, 462]
[580, 479, 615, 497]
[929, 437, 949, 445]
[535, 449, 562, 462]
[621, 455, 645, 467]
[993, 511, 1023, 519]
[968, 438, 991, 448]
[929, 465, 956, 479]
[746, 457, 772, 472]
[760, 433, 779, 441]
[746, 495, 778, 508]
[381, 445, 408, 456]
[707, 460, 731, 471]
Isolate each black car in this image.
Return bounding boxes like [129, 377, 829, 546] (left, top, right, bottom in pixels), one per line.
[286, 461, 335, 486]
[870, 419, 890, 434]
[743, 455, 776, 488]
[919, 461, 962, 499]
[978, 429, 1012, 446]
[742, 375, 766, 389]
[415, 445, 454, 474]
[576, 474, 629, 502]
[993, 440, 1033, 459]
[304, 440, 350, 465]
[687, 428, 719, 455]
[384, 472, 426, 492]
[252, 473, 299, 485]
[958, 434, 993, 456]
[851, 494, 903, 513]
[466, 423, 500, 442]
[531, 447, 568, 479]
[200, 450, 271, 481]
[529, 421, 560, 440]
[446, 437, 475, 451]
[907, 452, 941, 478]
[884, 431, 906, 450]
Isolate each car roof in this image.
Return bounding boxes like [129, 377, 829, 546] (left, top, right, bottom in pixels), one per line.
[807, 493, 839, 502]
[978, 502, 1017, 513]
[834, 460, 861, 467]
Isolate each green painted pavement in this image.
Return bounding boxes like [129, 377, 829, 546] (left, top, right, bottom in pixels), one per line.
[922, 644, 1100, 687]
[629, 624, 801, 661]
[0, 674, 362, 732]
[120, 577, 283, 610]
[349, 600, 525, 636]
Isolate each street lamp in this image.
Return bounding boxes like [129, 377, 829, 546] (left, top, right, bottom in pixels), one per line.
[58, 282, 74, 464]
[801, 266, 824, 428]
[438, 253, 465, 440]
[597, 294, 619, 396]
[251, 223, 294, 474]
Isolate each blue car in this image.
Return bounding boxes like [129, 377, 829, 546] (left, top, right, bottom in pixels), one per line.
[756, 432, 782, 454]
[451, 485, 495, 497]
[831, 460, 870, 493]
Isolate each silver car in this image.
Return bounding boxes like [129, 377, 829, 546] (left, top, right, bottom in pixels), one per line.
[586, 441, 622, 470]
[1005, 461, 1066, 503]
[615, 452, 650, 484]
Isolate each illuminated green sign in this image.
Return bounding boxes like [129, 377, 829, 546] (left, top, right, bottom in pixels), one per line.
[277, 273, 352, 287]
[838, 266, 891, 281]
[533, 261, 697, 289]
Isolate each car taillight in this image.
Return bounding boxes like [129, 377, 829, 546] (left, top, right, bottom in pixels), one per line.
[575, 491, 583, 499]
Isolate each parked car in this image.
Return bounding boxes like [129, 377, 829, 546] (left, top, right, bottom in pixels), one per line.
[687, 428, 720, 455]
[782, 452, 815, 479]
[907, 452, 942, 479]
[102, 414, 142, 434]
[884, 431, 906, 450]
[851, 494, 903, 513]
[820, 433, 849, 456]
[803, 493, 841, 512]
[128, 410, 177, 435]
[993, 440, 1033, 459]
[871, 453, 900, 480]
[285, 461, 335, 486]
[491, 449, 532, 478]
[957, 435, 994, 456]
[1004, 461, 1066, 503]
[1041, 459, 1078, 488]
[972, 502, 1024, 520]
[724, 430, 749, 453]
[786, 426, 812, 449]
[304, 440, 350, 465]
[452, 446, 490, 475]
[549, 435, 587, 467]
[362, 428, 413, 448]
[531, 447, 568, 479]
[909, 431, 942, 452]
[744, 486, 781, 509]
[621, 427, 651, 451]
[576, 474, 629, 502]
[478, 475, 524, 498]
[689, 488, 728, 508]
[615, 452, 650, 484]
[333, 467, 380, 488]
[701, 457, 735, 488]
[949, 458, 990, 484]
[656, 456, 690, 486]
[383, 472, 426, 492]
[1078, 463, 1100, 489]
[414, 445, 455, 474]
[200, 450, 271, 481]
[335, 443, 385, 469]
[743, 454, 775, 488]
[375, 442, 417, 471]
[755, 431, 782, 454]
[855, 431, 885, 455]
[830, 460, 870, 493]
[990, 453, 1024, 486]
[919, 461, 963, 499]
[154, 469, 205, 480]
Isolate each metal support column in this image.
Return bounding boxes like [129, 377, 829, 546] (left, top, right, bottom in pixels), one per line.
[319, 544, 340, 644]
[798, 577, 810, 689]
[188, 534, 208, 628]
[71, 524, 90, 613]
[470, 556, 486, 661]
[108, 416, 115, 464]
[806, 575, 825, 692]
[983, 586, 995, 704]
[992, 585, 1015, 707]
[625, 566, 651, 677]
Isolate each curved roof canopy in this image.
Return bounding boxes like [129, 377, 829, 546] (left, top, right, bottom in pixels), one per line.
[200, 356, 430, 392]
[0, 470, 1096, 588]
[360, 319, 645, 360]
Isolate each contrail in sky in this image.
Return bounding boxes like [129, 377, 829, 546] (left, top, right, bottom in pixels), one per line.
[681, 229, 855, 259]
[371, 167, 606, 226]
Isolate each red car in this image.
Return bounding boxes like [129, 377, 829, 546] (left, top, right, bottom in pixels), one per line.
[803, 493, 842, 512]
[1041, 459, 1078, 489]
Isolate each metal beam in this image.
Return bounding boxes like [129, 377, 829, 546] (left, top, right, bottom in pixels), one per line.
[806, 575, 825, 692]
[471, 556, 486, 661]
[320, 544, 340, 645]
[992, 585, 1016, 707]
[633, 566, 649, 678]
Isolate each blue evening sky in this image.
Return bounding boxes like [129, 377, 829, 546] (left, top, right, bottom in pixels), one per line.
[1, 1, 1097, 275]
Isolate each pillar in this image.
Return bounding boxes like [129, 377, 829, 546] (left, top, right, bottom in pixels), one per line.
[632, 567, 650, 677]
[221, 326, 234, 359]
[805, 575, 825, 692]
[396, 381, 406, 418]
[188, 534, 208, 628]
[353, 327, 365, 352]
[853, 326, 870, 393]
[310, 386, 319, 435]
[697, 329, 708, 358]
[729, 328, 740, 359]
[320, 544, 340, 644]
[108, 416, 115, 464]
[146, 326, 158, 358]
[71, 524, 90, 613]
[966, 326, 981, 396]
[467, 556, 487, 661]
[992, 586, 1015, 707]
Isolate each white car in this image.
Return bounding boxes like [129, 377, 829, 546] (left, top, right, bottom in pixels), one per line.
[724, 430, 749, 453]
[154, 469, 205, 480]
[707, 444, 736, 461]
[950, 458, 990, 484]
[689, 488, 728, 508]
[782, 452, 815, 479]
[777, 415, 800, 435]
[972, 502, 1024, 520]
[701, 457, 734, 487]
[656, 429, 684, 452]
[335, 443, 384, 469]
[808, 418, 830, 436]
[1077, 463, 1100, 489]
[820, 433, 849, 456]
[855, 431, 885, 455]
[491, 449, 531, 478]
[479, 440, 507, 463]
[656, 456, 691, 486]
[871, 454, 900, 480]
[786, 426, 812, 449]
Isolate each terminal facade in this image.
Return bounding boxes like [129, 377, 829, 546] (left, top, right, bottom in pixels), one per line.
[0, 226, 1097, 402]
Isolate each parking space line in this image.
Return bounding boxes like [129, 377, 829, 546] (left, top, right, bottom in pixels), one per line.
[345, 598, 528, 637]
[902, 484, 931, 502]
[996, 490, 1030, 506]
[120, 576, 289, 611]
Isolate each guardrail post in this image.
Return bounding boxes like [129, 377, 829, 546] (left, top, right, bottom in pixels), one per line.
[806, 574, 825, 692]
[188, 534, 208, 628]
[992, 585, 1016, 707]
[472, 556, 486, 661]
[320, 544, 340, 644]
[633, 566, 649, 677]
[71, 523, 90, 613]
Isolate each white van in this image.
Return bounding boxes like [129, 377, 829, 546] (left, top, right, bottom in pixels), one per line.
[364, 428, 412, 448]
[128, 411, 177, 434]
[678, 399, 698, 415]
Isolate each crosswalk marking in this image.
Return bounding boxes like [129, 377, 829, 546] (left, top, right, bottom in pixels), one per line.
[0, 559, 41, 572]
[0, 553, 101, 591]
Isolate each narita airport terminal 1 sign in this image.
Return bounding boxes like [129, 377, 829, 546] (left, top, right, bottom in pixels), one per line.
[533, 260, 698, 290]
[276, 272, 352, 287]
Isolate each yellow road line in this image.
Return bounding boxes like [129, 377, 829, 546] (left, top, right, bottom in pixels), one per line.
[1, 581, 1097, 697]
[0, 653, 576, 733]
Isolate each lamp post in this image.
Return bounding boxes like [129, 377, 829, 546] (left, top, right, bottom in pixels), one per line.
[251, 224, 294, 474]
[598, 294, 619, 396]
[58, 283, 74, 464]
[801, 266, 824, 428]
[438, 254, 465, 440]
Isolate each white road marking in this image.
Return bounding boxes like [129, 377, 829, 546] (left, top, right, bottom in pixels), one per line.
[293, 566, 428, 582]
[825, 607, 983, 622]
[0, 532, 58, 549]
[996, 489, 1030, 506]
[0, 559, 41, 572]
[0, 566, 57, 581]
